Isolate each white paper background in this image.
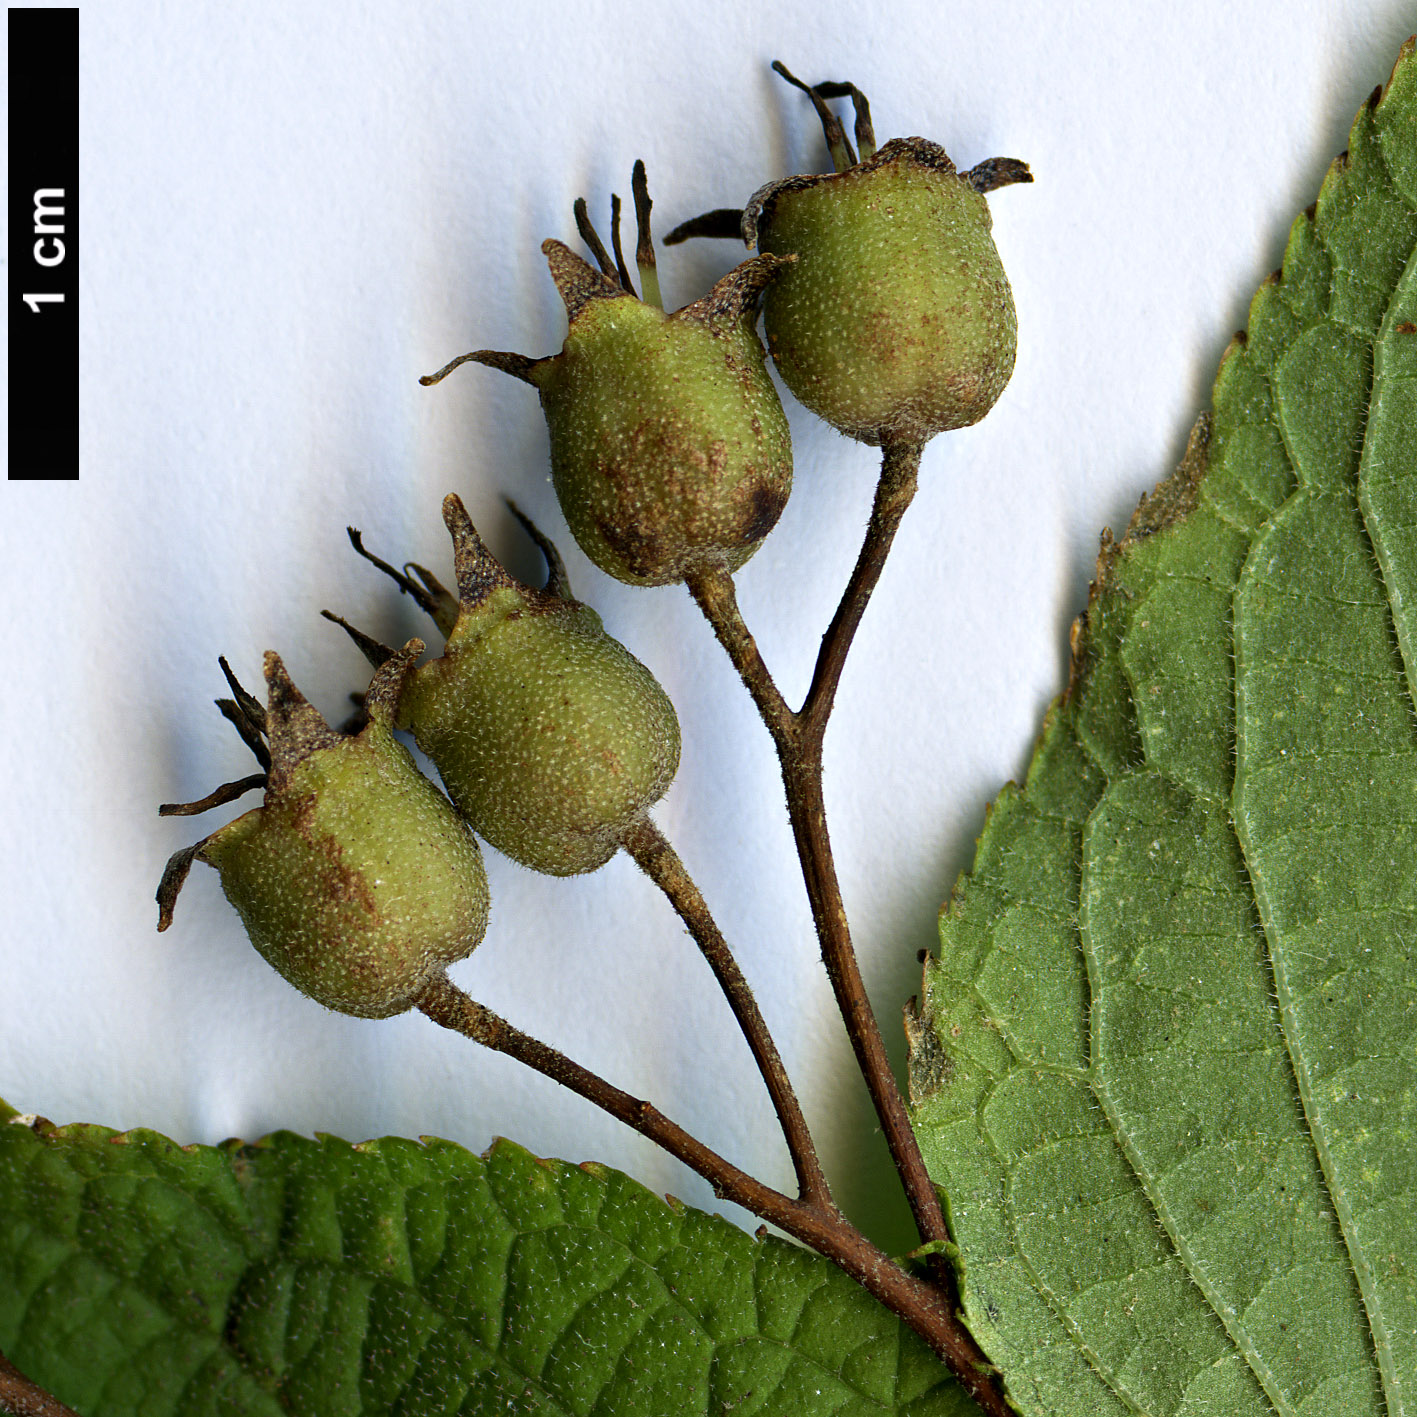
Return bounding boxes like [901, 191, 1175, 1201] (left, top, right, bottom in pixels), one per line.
[2, 0, 1412, 1252]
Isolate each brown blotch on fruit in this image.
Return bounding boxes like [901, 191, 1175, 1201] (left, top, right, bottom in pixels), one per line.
[421, 167, 795, 586]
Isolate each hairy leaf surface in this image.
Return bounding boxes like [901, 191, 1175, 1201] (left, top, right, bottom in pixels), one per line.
[0, 1102, 975, 1416]
[908, 41, 1417, 1417]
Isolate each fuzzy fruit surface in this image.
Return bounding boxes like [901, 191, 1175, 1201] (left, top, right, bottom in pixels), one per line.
[758, 141, 1017, 445]
[535, 296, 792, 585]
[202, 721, 489, 1019]
[400, 587, 681, 875]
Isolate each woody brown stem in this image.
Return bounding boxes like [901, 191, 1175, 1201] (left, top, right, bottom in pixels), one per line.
[618, 814, 832, 1209]
[685, 570, 795, 743]
[0, 1349, 81, 1417]
[415, 974, 1009, 1417]
[801, 437, 921, 736]
[691, 439, 942, 1239]
[687, 439, 989, 1382]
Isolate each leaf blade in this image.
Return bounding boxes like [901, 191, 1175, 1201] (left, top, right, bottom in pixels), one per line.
[0, 1112, 978, 1416]
[910, 40, 1417, 1417]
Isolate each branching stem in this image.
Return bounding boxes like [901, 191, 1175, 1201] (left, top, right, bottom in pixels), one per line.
[618, 814, 832, 1209]
[416, 437, 1009, 1407]
[687, 437, 943, 1243]
[415, 974, 1009, 1417]
[685, 437, 1003, 1400]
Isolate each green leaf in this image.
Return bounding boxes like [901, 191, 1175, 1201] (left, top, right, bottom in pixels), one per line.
[908, 40, 1417, 1417]
[0, 1103, 975, 1416]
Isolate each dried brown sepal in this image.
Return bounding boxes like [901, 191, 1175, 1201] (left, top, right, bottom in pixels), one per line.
[631, 160, 655, 270]
[363, 638, 426, 721]
[420, 347, 545, 388]
[404, 560, 458, 621]
[542, 238, 630, 320]
[771, 60, 856, 170]
[661, 208, 746, 246]
[443, 493, 524, 611]
[573, 197, 618, 279]
[321, 609, 397, 670]
[156, 841, 204, 931]
[963, 156, 1034, 194]
[215, 696, 271, 772]
[219, 655, 266, 732]
[609, 192, 636, 292]
[507, 500, 573, 600]
[158, 774, 268, 817]
[813, 79, 876, 157]
[345, 527, 449, 627]
[405, 558, 459, 631]
[631, 159, 663, 309]
[679, 251, 796, 330]
[263, 652, 342, 792]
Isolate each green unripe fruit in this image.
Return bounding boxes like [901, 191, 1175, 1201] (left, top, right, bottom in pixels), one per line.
[665, 66, 1031, 449]
[157, 643, 489, 1019]
[338, 496, 681, 876]
[532, 254, 793, 586]
[404, 587, 678, 874]
[422, 165, 794, 587]
[748, 138, 1018, 447]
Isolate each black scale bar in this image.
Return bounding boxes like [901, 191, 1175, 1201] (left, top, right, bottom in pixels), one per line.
[8, 7, 79, 480]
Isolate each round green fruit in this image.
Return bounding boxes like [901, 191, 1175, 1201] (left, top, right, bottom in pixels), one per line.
[748, 138, 1018, 447]
[159, 644, 489, 1019]
[532, 256, 793, 586]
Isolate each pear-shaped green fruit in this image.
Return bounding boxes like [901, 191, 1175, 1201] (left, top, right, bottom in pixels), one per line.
[157, 642, 489, 1019]
[338, 496, 681, 876]
[666, 66, 1031, 449]
[533, 245, 793, 585]
[422, 166, 794, 587]
[750, 138, 1018, 446]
